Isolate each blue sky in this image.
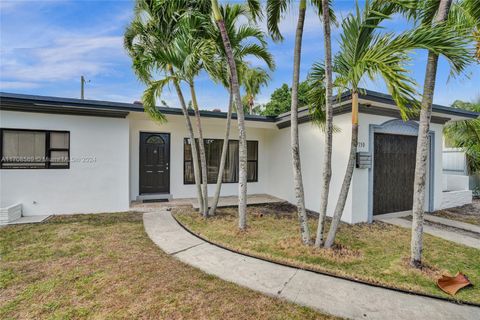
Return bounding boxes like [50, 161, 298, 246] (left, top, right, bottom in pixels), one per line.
[1, 0, 479, 111]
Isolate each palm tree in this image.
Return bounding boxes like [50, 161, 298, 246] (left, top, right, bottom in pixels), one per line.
[410, 0, 477, 267]
[243, 67, 270, 114]
[124, 0, 210, 213]
[210, 0, 262, 230]
[206, 4, 274, 216]
[315, 0, 335, 248]
[266, 0, 332, 245]
[173, 20, 215, 217]
[323, 0, 471, 249]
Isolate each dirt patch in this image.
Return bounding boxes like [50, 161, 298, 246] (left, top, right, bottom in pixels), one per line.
[447, 198, 480, 215]
[400, 257, 442, 279]
[322, 244, 363, 261]
[430, 199, 480, 226]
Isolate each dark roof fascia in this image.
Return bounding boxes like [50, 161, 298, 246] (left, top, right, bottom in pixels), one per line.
[0, 102, 130, 118]
[275, 104, 452, 129]
[0, 93, 136, 118]
[1, 90, 477, 122]
[0, 92, 277, 122]
[173, 108, 277, 122]
[356, 89, 479, 119]
[275, 88, 478, 127]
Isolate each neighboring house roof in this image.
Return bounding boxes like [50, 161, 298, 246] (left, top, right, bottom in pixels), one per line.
[1, 90, 478, 125]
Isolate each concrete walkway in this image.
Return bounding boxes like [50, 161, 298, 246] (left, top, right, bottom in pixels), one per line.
[143, 210, 479, 320]
[424, 215, 480, 234]
[131, 194, 284, 212]
[4, 215, 51, 225]
[191, 194, 283, 210]
[375, 212, 480, 249]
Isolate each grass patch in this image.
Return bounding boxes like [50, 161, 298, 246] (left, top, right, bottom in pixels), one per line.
[0, 212, 333, 319]
[174, 203, 480, 304]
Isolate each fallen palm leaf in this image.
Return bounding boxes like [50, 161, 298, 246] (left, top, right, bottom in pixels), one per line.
[437, 273, 472, 295]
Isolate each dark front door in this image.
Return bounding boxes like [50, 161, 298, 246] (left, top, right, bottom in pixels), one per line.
[139, 132, 170, 194]
[373, 133, 417, 215]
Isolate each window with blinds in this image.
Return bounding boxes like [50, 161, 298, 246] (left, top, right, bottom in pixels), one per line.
[184, 138, 258, 184]
[1, 129, 70, 169]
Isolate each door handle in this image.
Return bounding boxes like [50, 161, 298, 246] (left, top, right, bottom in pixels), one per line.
[158, 171, 164, 173]
[146, 170, 153, 173]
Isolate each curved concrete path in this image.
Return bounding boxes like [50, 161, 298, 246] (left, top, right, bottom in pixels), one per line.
[143, 210, 479, 320]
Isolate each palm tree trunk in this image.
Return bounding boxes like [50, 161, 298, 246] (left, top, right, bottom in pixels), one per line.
[249, 95, 254, 114]
[315, 0, 333, 248]
[291, 0, 311, 245]
[169, 68, 203, 211]
[411, 0, 452, 268]
[209, 85, 234, 216]
[212, 0, 248, 230]
[324, 91, 359, 249]
[190, 81, 209, 217]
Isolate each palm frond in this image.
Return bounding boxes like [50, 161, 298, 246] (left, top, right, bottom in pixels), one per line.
[241, 67, 271, 96]
[204, 3, 274, 88]
[306, 61, 342, 131]
[236, 43, 276, 71]
[266, 0, 289, 41]
[334, 0, 474, 119]
[310, 0, 337, 25]
[306, 70, 327, 128]
[246, 0, 263, 22]
[142, 78, 173, 123]
[448, 0, 480, 60]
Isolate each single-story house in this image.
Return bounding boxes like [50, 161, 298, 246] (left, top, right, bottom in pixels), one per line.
[1, 90, 477, 224]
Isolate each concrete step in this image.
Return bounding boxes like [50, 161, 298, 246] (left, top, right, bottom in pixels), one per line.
[136, 193, 172, 202]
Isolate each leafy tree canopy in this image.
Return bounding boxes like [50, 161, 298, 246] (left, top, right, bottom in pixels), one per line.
[445, 99, 480, 173]
[260, 81, 310, 116]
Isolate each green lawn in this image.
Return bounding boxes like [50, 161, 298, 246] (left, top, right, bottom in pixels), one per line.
[174, 203, 480, 304]
[0, 212, 333, 319]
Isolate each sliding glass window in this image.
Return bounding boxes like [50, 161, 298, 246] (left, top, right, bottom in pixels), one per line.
[184, 138, 258, 184]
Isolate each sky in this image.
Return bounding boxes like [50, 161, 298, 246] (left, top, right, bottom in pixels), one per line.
[1, 0, 479, 111]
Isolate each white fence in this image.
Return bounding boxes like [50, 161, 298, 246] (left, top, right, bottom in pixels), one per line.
[443, 148, 479, 193]
[443, 148, 467, 175]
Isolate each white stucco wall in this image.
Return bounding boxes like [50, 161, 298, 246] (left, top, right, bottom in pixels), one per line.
[440, 190, 472, 209]
[443, 174, 470, 191]
[128, 112, 273, 200]
[267, 112, 445, 224]
[354, 113, 443, 220]
[266, 113, 355, 223]
[1, 106, 448, 221]
[0, 110, 130, 216]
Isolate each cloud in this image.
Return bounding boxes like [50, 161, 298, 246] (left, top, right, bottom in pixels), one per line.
[1, 36, 125, 82]
[0, 1, 132, 91]
[0, 81, 41, 90]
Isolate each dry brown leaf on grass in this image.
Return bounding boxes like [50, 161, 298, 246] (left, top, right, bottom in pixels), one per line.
[437, 273, 472, 296]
